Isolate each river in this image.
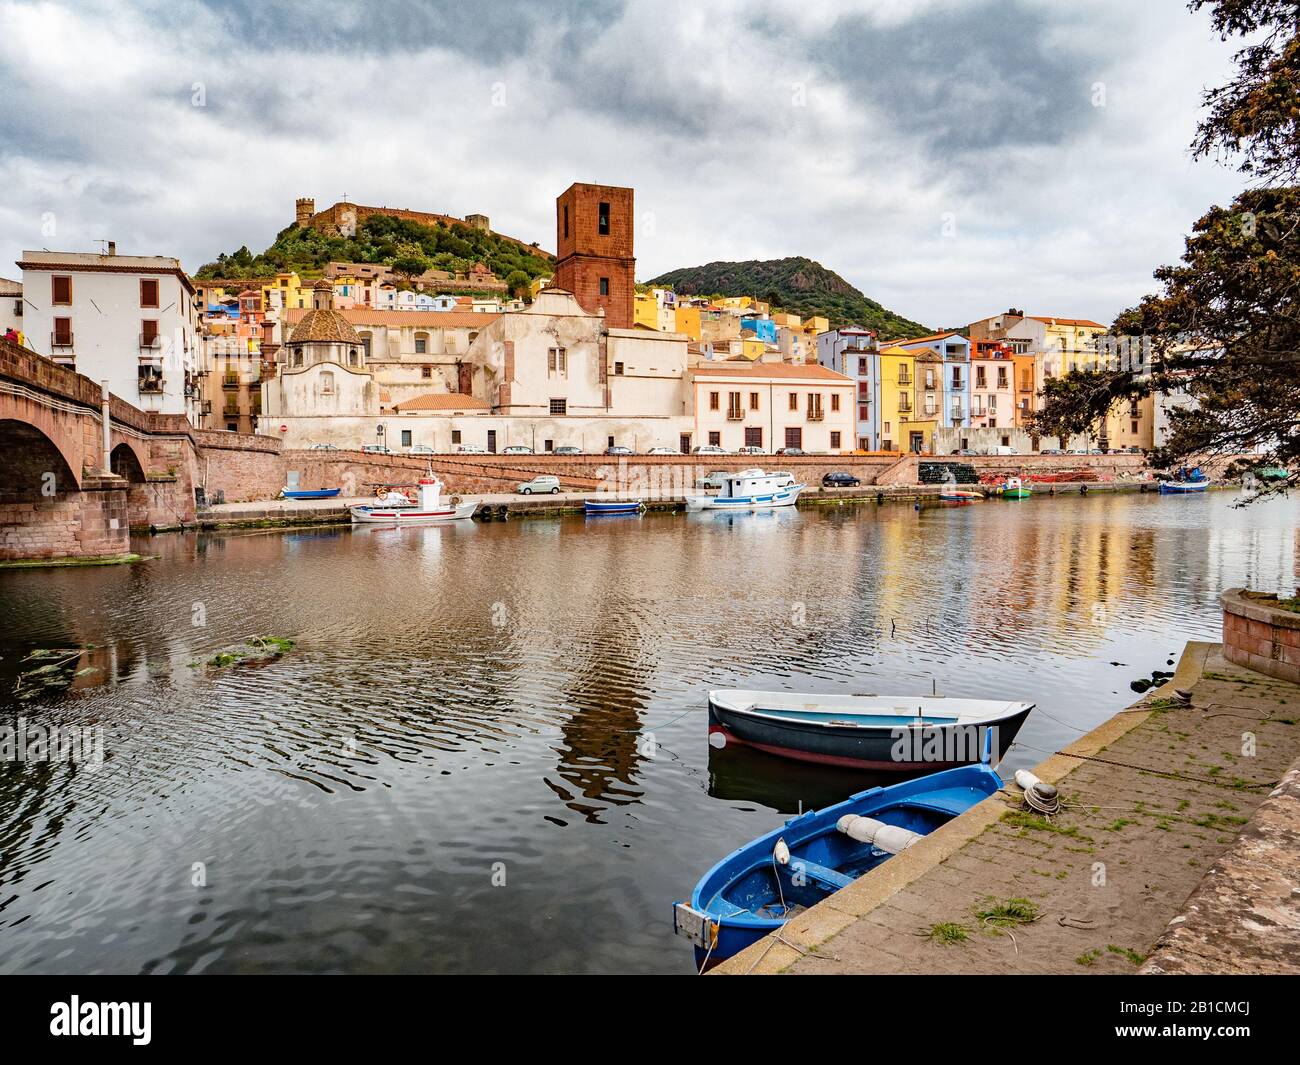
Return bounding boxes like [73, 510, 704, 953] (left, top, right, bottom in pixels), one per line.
[0, 490, 1295, 973]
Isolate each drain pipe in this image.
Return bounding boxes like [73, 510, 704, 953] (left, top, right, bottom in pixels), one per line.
[101, 380, 112, 473]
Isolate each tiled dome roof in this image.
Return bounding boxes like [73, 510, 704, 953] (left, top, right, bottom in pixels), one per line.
[288, 308, 361, 344]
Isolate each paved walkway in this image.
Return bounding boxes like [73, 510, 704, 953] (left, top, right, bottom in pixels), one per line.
[714, 642, 1300, 975]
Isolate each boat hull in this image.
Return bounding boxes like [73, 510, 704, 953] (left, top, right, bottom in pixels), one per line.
[707, 695, 1030, 772]
[684, 485, 803, 512]
[350, 501, 479, 524]
[584, 500, 644, 515]
[1159, 481, 1208, 494]
[281, 489, 341, 499]
[1000, 488, 1032, 499]
[674, 763, 1004, 967]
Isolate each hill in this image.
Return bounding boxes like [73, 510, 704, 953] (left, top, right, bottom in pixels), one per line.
[648, 256, 929, 336]
[194, 213, 554, 296]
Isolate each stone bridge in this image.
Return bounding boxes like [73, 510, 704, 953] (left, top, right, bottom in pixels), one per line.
[0, 337, 200, 563]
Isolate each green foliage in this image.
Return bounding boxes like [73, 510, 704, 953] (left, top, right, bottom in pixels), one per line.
[648, 256, 930, 335]
[195, 214, 553, 288]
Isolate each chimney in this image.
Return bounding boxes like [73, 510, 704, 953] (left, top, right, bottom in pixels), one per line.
[107, 241, 116, 256]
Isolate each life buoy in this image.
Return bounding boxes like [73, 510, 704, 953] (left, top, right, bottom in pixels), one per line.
[450, 495, 462, 505]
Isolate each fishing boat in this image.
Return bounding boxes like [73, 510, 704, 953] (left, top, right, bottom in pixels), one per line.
[707, 689, 1033, 771]
[673, 762, 1004, 968]
[584, 499, 645, 515]
[349, 476, 478, 524]
[938, 488, 981, 504]
[1159, 467, 1209, 495]
[997, 477, 1032, 499]
[684, 469, 804, 512]
[280, 488, 341, 500]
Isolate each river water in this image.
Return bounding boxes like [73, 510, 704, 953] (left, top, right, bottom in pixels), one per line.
[0, 490, 1295, 973]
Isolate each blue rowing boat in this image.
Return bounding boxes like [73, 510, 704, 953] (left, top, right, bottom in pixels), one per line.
[281, 488, 341, 500]
[1158, 479, 1208, 494]
[584, 499, 644, 515]
[673, 762, 1003, 968]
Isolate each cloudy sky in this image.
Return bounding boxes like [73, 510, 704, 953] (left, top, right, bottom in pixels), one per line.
[0, 0, 1247, 327]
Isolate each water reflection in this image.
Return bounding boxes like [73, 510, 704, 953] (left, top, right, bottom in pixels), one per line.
[0, 491, 1294, 973]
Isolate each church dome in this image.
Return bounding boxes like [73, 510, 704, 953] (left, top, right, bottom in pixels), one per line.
[288, 309, 360, 344]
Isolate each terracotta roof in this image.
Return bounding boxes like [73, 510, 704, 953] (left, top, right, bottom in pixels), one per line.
[688, 363, 853, 383]
[393, 393, 491, 412]
[284, 308, 498, 328]
[287, 308, 362, 344]
[1029, 316, 1106, 328]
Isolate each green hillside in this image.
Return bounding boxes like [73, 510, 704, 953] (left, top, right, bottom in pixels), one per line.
[648, 256, 929, 335]
[194, 214, 554, 297]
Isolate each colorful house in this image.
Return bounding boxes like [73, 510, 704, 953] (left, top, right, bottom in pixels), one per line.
[891, 331, 971, 430]
[969, 340, 1015, 429]
[816, 327, 877, 450]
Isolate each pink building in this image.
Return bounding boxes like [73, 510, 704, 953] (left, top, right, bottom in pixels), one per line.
[969, 340, 1015, 429]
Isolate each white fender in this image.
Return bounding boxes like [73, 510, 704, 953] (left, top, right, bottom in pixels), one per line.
[836, 815, 922, 854]
[773, 838, 790, 865]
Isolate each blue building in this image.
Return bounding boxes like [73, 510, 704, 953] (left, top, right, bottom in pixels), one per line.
[739, 314, 777, 345]
[816, 327, 877, 449]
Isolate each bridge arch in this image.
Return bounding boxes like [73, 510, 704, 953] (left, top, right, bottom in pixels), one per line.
[0, 419, 81, 502]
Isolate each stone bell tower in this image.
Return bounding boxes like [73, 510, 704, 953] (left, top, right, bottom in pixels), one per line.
[295, 197, 315, 227]
[553, 183, 635, 329]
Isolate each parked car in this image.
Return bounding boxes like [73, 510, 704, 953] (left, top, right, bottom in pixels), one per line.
[604, 445, 633, 455]
[455, 443, 488, 454]
[361, 444, 392, 455]
[954, 448, 978, 456]
[408, 444, 435, 455]
[987, 445, 1018, 456]
[646, 446, 678, 455]
[1039, 448, 1063, 455]
[502, 445, 534, 455]
[553, 445, 582, 455]
[822, 471, 861, 488]
[774, 446, 806, 456]
[692, 444, 728, 455]
[517, 475, 562, 495]
[307, 443, 339, 451]
[736, 445, 767, 455]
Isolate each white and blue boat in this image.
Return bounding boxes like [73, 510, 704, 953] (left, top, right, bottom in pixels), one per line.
[1158, 469, 1209, 494]
[584, 499, 645, 515]
[673, 762, 1004, 969]
[280, 487, 341, 500]
[684, 469, 804, 512]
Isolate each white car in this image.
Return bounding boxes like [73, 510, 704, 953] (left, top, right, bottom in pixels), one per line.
[736, 445, 766, 455]
[518, 475, 561, 494]
[307, 443, 339, 451]
[455, 444, 488, 454]
[502, 445, 534, 455]
[646, 446, 678, 455]
[408, 444, 435, 454]
[692, 444, 728, 455]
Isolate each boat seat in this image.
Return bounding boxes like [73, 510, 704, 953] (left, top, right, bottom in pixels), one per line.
[903, 788, 982, 816]
[779, 856, 854, 892]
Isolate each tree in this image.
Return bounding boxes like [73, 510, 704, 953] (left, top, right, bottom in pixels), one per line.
[1032, 0, 1300, 493]
[505, 270, 530, 299]
[389, 243, 431, 279]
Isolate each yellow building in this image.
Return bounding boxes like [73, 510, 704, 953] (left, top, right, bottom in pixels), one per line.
[634, 292, 659, 330]
[674, 306, 702, 341]
[877, 345, 934, 452]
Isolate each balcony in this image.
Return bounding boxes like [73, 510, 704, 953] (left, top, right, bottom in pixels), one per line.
[139, 333, 163, 352]
[807, 409, 825, 421]
[726, 409, 744, 421]
[222, 374, 241, 390]
[223, 401, 240, 417]
[51, 331, 74, 350]
[896, 373, 911, 385]
[138, 377, 164, 395]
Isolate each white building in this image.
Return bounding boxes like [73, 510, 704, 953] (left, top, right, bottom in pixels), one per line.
[17, 249, 201, 421]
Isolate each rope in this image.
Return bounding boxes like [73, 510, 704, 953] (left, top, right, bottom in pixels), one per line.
[1005, 740, 1277, 791]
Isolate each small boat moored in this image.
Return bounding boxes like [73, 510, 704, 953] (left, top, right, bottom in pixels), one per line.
[584, 499, 645, 515]
[1159, 467, 1209, 494]
[708, 689, 1033, 771]
[997, 477, 1032, 499]
[280, 488, 341, 500]
[673, 762, 1004, 968]
[350, 476, 478, 524]
[684, 469, 804, 512]
[939, 488, 982, 504]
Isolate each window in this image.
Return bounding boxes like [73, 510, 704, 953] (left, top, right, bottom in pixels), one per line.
[563, 205, 569, 239]
[52, 276, 72, 305]
[348, 348, 359, 367]
[830, 394, 840, 412]
[1131, 420, 1139, 434]
[140, 278, 159, 307]
[599, 277, 610, 296]
[975, 367, 986, 387]
[788, 392, 798, 411]
[415, 334, 428, 354]
[807, 393, 823, 418]
[452, 430, 462, 444]
[784, 427, 802, 449]
[140, 319, 159, 347]
[401, 430, 412, 447]
[709, 391, 719, 411]
[858, 356, 869, 376]
[708, 431, 721, 446]
[53, 317, 72, 345]
[548, 347, 567, 375]
[320, 371, 335, 394]
[549, 398, 567, 415]
[422, 366, 432, 379]
[858, 404, 869, 421]
[745, 427, 762, 448]
[830, 431, 841, 449]
[749, 391, 759, 410]
[727, 391, 742, 419]
[544, 440, 554, 452]
[598, 201, 610, 235]
[614, 361, 624, 375]
[996, 366, 1008, 388]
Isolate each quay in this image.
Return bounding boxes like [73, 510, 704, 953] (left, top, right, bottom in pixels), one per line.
[168, 478, 1167, 533]
[713, 633, 1300, 975]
